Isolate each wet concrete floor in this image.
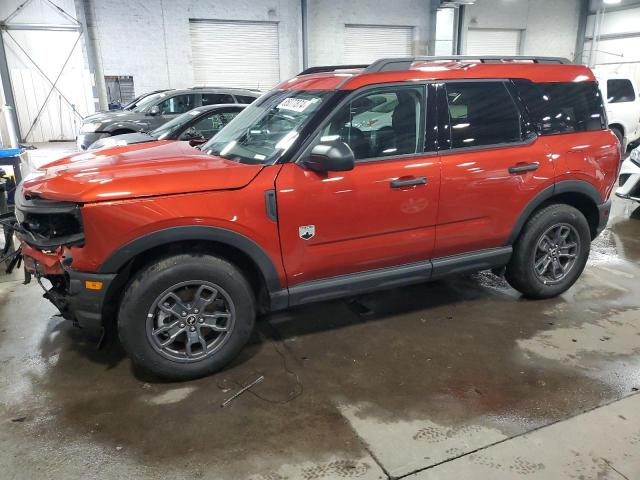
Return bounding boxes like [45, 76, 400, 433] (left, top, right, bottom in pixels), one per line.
[1, 196, 640, 479]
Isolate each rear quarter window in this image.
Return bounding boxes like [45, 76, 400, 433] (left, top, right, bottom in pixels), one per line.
[514, 80, 606, 134]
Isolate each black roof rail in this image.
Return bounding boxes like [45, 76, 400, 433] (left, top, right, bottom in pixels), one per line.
[365, 56, 573, 73]
[189, 86, 262, 92]
[298, 64, 368, 76]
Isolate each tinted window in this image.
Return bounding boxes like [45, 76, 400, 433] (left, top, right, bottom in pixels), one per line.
[158, 94, 196, 114]
[188, 111, 240, 139]
[445, 82, 521, 149]
[316, 86, 425, 161]
[202, 93, 234, 105]
[515, 81, 606, 134]
[607, 79, 635, 103]
[236, 95, 258, 104]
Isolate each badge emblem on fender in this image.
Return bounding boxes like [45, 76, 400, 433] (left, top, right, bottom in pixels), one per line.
[299, 225, 315, 240]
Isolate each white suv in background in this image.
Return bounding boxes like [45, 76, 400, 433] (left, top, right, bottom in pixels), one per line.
[617, 146, 640, 202]
[596, 74, 640, 152]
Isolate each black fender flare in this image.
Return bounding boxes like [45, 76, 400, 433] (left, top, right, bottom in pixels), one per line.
[97, 226, 283, 292]
[507, 180, 603, 245]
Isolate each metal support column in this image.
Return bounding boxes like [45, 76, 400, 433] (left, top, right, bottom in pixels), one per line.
[75, 0, 108, 111]
[0, 32, 21, 143]
[301, 0, 308, 70]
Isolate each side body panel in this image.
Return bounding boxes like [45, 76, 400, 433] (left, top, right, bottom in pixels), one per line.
[69, 165, 286, 288]
[434, 138, 555, 257]
[548, 130, 620, 201]
[275, 157, 441, 286]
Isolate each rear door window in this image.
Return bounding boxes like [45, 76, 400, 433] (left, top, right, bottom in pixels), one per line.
[235, 95, 258, 104]
[201, 93, 235, 105]
[158, 94, 196, 114]
[444, 82, 522, 149]
[607, 79, 636, 103]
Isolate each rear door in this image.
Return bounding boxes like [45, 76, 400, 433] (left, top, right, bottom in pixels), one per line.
[275, 84, 441, 286]
[433, 80, 555, 258]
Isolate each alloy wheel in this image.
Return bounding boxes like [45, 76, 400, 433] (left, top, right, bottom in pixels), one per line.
[146, 280, 235, 362]
[532, 223, 581, 285]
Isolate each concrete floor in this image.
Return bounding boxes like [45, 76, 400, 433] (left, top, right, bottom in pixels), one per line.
[1, 143, 639, 479]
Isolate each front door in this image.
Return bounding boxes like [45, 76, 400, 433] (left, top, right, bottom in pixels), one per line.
[276, 84, 441, 286]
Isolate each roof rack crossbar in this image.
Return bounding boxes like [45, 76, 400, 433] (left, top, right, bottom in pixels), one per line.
[365, 56, 573, 73]
[298, 64, 369, 76]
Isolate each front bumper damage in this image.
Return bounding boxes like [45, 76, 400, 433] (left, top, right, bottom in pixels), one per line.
[13, 188, 115, 338]
[19, 244, 115, 336]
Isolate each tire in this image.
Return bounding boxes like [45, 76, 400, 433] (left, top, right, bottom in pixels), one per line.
[505, 204, 591, 299]
[118, 253, 255, 380]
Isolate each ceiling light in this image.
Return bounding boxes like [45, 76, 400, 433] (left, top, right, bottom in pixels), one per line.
[603, 0, 622, 4]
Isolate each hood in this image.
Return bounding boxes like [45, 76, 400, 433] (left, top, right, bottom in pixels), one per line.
[22, 141, 264, 203]
[82, 110, 150, 129]
[89, 132, 155, 150]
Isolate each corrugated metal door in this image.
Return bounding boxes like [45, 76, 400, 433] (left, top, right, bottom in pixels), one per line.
[343, 25, 414, 64]
[189, 20, 280, 90]
[466, 28, 522, 56]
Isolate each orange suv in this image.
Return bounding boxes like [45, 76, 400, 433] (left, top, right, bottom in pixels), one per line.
[16, 56, 619, 379]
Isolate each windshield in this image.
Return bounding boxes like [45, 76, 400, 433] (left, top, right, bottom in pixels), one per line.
[132, 92, 168, 112]
[150, 108, 203, 139]
[201, 90, 331, 165]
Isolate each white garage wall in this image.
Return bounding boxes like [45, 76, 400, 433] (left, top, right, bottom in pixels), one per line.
[90, 0, 302, 94]
[0, 0, 95, 141]
[306, 0, 432, 67]
[461, 0, 581, 60]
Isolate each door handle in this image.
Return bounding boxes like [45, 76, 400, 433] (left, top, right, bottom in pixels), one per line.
[390, 176, 427, 188]
[508, 162, 539, 174]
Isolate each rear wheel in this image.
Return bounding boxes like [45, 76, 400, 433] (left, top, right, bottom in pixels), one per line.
[118, 254, 255, 380]
[505, 204, 591, 299]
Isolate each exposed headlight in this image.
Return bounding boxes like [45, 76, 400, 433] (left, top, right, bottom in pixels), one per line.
[631, 148, 640, 167]
[80, 122, 100, 133]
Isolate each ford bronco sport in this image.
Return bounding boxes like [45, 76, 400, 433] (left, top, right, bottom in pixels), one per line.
[16, 56, 619, 380]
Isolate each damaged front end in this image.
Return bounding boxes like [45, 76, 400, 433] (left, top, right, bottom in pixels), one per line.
[13, 187, 114, 339]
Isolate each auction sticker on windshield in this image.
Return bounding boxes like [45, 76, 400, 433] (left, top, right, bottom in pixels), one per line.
[276, 98, 315, 112]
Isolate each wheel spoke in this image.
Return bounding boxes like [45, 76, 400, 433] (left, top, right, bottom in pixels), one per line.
[159, 327, 186, 347]
[152, 318, 181, 337]
[192, 284, 217, 312]
[201, 312, 231, 332]
[185, 329, 199, 357]
[196, 326, 208, 351]
[158, 292, 189, 318]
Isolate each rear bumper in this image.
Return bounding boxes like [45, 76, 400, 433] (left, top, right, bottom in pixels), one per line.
[596, 199, 612, 237]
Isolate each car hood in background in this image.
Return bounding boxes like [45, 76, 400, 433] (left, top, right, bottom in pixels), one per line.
[82, 110, 150, 129]
[89, 132, 156, 150]
[21, 141, 263, 203]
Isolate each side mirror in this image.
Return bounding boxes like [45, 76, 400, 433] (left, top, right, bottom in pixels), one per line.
[189, 137, 207, 147]
[148, 105, 160, 116]
[304, 141, 355, 173]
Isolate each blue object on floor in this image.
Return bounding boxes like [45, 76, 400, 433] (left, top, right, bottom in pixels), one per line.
[0, 148, 22, 158]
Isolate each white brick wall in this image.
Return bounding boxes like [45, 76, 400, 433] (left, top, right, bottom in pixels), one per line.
[462, 0, 581, 60]
[91, 0, 303, 93]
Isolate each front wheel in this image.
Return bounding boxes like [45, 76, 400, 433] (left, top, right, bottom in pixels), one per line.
[118, 254, 255, 380]
[505, 204, 591, 299]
